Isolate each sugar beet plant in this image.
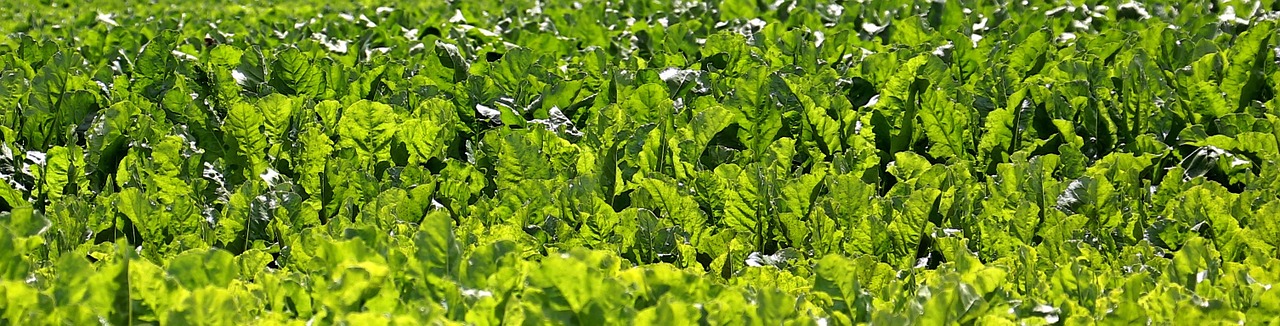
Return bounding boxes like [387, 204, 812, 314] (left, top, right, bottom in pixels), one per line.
[3, 0, 1280, 324]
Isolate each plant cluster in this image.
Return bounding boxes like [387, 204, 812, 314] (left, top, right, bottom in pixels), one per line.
[2, 0, 1280, 324]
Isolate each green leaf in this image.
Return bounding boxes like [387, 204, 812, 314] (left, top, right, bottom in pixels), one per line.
[918, 87, 973, 161]
[271, 47, 325, 97]
[776, 170, 824, 248]
[207, 46, 244, 67]
[1006, 31, 1049, 81]
[336, 100, 399, 160]
[718, 0, 761, 21]
[257, 93, 296, 140]
[435, 40, 470, 84]
[632, 176, 707, 246]
[167, 249, 238, 288]
[715, 164, 757, 236]
[622, 83, 673, 126]
[415, 210, 462, 278]
[225, 101, 268, 175]
[671, 101, 736, 178]
[1222, 21, 1274, 111]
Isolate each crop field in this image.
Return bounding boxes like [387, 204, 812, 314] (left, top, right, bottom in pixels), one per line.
[2, 0, 1280, 324]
